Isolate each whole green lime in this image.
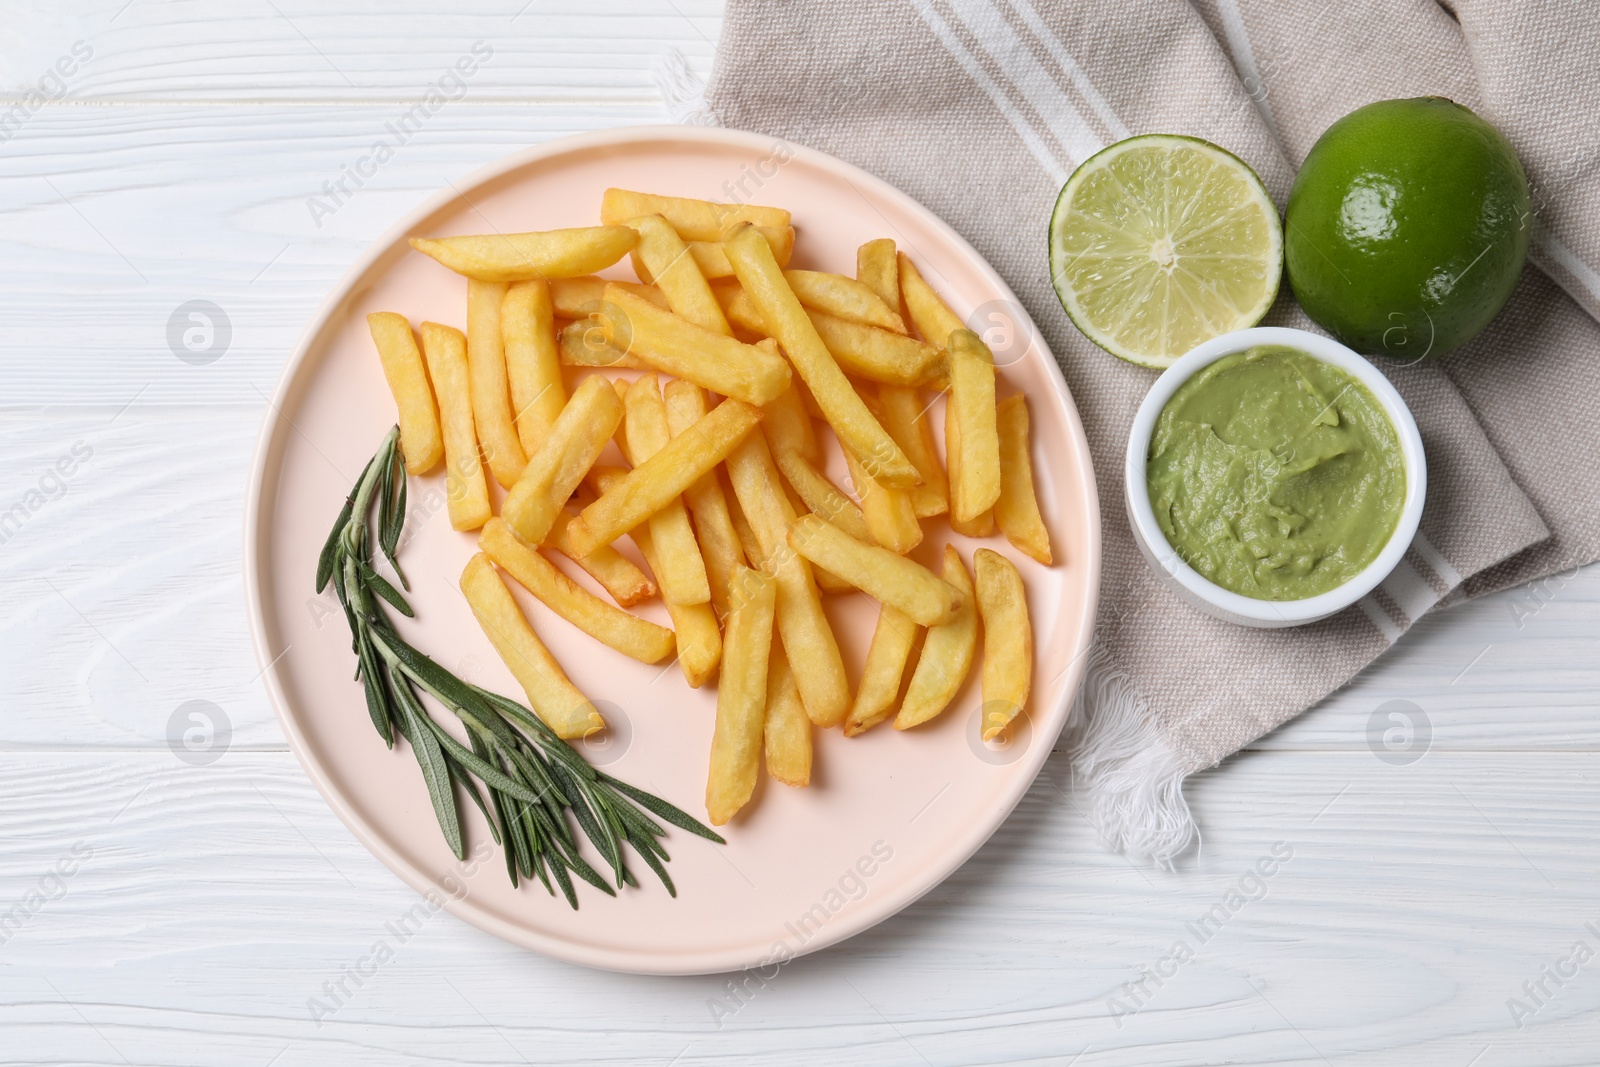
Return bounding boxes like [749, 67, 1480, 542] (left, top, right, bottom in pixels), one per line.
[1285, 97, 1529, 361]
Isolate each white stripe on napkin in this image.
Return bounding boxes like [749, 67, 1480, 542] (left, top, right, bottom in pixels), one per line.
[1214, 0, 1281, 142]
[1006, 0, 1130, 141]
[942, 0, 1106, 165]
[912, 1, 1070, 184]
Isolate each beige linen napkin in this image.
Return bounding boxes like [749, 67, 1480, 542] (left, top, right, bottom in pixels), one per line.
[694, 0, 1600, 862]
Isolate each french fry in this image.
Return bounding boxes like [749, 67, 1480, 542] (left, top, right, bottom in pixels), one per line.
[626, 214, 733, 335]
[786, 515, 963, 627]
[783, 270, 906, 332]
[994, 395, 1054, 565]
[843, 447, 922, 554]
[856, 239, 899, 309]
[975, 548, 1031, 740]
[664, 380, 751, 622]
[569, 384, 762, 568]
[853, 244, 951, 521]
[947, 329, 1002, 523]
[723, 470, 760, 566]
[419, 322, 491, 530]
[724, 224, 919, 487]
[557, 318, 647, 369]
[898, 252, 964, 346]
[687, 229, 794, 279]
[761, 379, 821, 465]
[466, 279, 527, 488]
[458, 553, 604, 739]
[593, 466, 722, 688]
[480, 519, 674, 664]
[501, 375, 623, 545]
[410, 226, 637, 283]
[846, 606, 918, 737]
[895, 546, 977, 730]
[944, 405, 995, 538]
[773, 449, 871, 542]
[601, 188, 791, 241]
[763, 639, 811, 786]
[717, 285, 942, 387]
[549, 276, 667, 319]
[705, 566, 777, 825]
[725, 433, 850, 728]
[599, 286, 791, 405]
[547, 509, 656, 606]
[601, 375, 712, 606]
[878, 384, 949, 518]
[366, 312, 442, 474]
[501, 280, 566, 457]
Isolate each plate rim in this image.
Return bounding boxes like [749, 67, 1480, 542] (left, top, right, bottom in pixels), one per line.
[243, 123, 1102, 975]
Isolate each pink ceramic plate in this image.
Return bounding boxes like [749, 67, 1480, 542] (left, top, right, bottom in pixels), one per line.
[245, 126, 1100, 975]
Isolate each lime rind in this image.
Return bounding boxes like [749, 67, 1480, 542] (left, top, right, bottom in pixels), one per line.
[1049, 134, 1283, 369]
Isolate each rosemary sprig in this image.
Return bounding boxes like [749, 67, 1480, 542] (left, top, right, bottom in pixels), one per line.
[316, 427, 722, 907]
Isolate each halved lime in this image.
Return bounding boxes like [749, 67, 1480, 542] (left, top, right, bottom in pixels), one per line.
[1049, 135, 1282, 369]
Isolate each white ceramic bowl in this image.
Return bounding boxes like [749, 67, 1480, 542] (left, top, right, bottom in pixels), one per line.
[1125, 326, 1427, 628]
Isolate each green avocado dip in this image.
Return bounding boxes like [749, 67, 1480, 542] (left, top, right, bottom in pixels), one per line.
[1146, 345, 1406, 601]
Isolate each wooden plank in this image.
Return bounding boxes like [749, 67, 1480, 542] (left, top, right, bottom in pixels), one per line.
[0, 750, 1596, 1064]
[1, 1, 721, 102]
[0, 104, 670, 406]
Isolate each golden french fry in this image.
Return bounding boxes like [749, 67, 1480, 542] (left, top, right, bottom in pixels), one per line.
[688, 229, 793, 279]
[626, 214, 733, 335]
[466, 279, 527, 488]
[763, 638, 811, 786]
[784, 270, 906, 332]
[714, 280, 769, 337]
[480, 519, 674, 664]
[419, 322, 491, 530]
[547, 509, 656, 606]
[601, 188, 791, 241]
[975, 548, 1031, 740]
[846, 606, 918, 737]
[878, 385, 949, 518]
[786, 515, 963, 626]
[602, 375, 712, 606]
[570, 386, 762, 566]
[600, 286, 791, 405]
[706, 566, 777, 825]
[459, 553, 603, 739]
[501, 375, 623, 545]
[856, 239, 899, 309]
[843, 447, 923, 554]
[855, 243, 948, 517]
[549, 276, 667, 319]
[898, 252, 964, 345]
[664, 380, 751, 622]
[556, 318, 647, 369]
[724, 224, 919, 487]
[761, 379, 821, 465]
[593, 466, 721, 687]
[895, 546, 977, 730]
[501, 280, 566, 457]
[410, 226, 636, 283]
[944, 404, 995, 537]
[772, 449, 871, 542]
[947, 329, 1002, 523]
[725, 434, 850, 727]
[717, 285, 942, 387]
[995, 395, 1054, 565]
[367, 312, 442, 475]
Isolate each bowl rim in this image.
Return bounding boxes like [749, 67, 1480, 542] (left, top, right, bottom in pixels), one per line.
[1124, 326, 1427, 626]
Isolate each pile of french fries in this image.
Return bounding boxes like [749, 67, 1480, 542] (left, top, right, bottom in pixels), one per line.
[365, 187, 1053, 827]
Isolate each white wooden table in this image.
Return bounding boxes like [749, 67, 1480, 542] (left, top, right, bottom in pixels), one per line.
[3, 4, 1597, 1063]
